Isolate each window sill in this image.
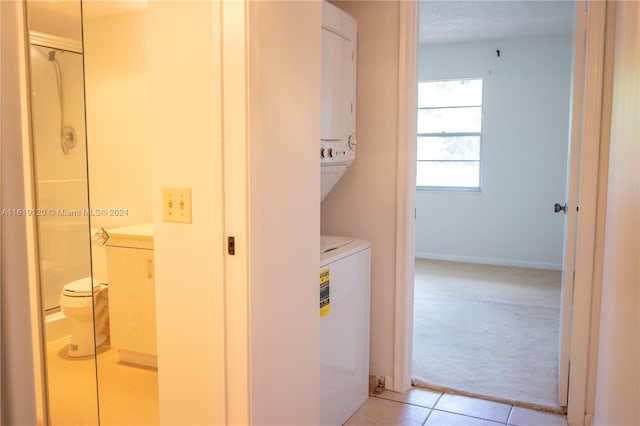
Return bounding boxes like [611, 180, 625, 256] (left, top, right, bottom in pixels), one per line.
[416, 186, 482, 193]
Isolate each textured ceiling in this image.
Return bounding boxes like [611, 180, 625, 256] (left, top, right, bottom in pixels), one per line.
[419, 1, 576, 45]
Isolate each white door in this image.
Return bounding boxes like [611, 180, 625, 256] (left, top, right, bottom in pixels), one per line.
[557, 1, 586, 406]
[557, 0, 608, 408]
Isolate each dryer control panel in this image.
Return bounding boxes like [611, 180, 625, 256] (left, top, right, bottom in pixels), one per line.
[321, 135, 356, 166]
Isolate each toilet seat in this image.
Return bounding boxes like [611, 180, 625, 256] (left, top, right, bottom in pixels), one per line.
[62, 277, 101, 297]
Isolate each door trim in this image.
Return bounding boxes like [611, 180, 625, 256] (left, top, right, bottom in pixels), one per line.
[222, 0, 250, 423]
[565, 0, 608, 423]
[566, 0, 615, 423]
[393, 3, 612, 423]
[392, 0, 418, 393]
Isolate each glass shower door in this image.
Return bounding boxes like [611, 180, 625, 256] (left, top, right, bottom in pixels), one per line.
[27, 1, 100, 423]
[30, 44, 91, 313]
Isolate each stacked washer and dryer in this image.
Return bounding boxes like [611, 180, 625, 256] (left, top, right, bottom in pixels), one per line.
[320, 3, 371, 425]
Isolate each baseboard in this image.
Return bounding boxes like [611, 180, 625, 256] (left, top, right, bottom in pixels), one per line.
[369, 375, 386, 395]
[385, 376, 394, 391]
[117, 349, 158, 369]
[415, 252, 562, 271]
[369, 375, 395, 394]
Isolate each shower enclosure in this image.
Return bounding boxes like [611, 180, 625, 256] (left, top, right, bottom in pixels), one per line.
[26, 0, 160, 422]
[28, 29, 101, 424]
[29, 36, 92, 314]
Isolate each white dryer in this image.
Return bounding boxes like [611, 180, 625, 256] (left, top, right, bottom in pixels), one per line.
[320, 1, 357, 201]
[320, 235, 371, 426]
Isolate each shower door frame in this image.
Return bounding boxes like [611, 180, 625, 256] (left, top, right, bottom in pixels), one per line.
[29, 33, 86, 315]
[27, 30, 99, 426]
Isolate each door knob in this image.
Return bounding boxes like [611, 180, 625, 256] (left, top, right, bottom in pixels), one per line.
[554, 203, 567, 213]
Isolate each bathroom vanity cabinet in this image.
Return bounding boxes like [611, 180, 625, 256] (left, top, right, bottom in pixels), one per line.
[105, 223, 157, 367]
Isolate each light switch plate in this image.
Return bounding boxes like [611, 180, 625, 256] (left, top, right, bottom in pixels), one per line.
[162, 187, 192, 223]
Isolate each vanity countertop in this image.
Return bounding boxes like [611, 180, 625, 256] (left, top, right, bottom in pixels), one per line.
[106, 223, 153, 249]
[108, 222, 153, 239]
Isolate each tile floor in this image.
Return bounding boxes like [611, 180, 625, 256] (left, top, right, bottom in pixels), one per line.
[46, 336, 159, 425]
[46, 336, 566, 426]
[345, 388, 567, 426]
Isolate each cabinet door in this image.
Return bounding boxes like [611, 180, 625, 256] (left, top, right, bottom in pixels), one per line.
[106, 247, 157, 356]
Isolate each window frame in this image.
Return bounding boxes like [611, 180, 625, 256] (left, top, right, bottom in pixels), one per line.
[416, 78, 484, 192]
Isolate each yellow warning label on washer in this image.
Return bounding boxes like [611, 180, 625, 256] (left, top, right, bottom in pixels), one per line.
[320, 268, 330, 317]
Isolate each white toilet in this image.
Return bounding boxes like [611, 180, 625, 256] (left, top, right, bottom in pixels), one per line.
[59, 241, 109, 357]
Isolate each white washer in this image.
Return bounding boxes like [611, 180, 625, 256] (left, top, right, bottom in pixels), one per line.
[320, 235, 371, 426]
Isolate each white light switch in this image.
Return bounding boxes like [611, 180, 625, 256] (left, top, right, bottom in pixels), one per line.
[162, 187, 192, 223]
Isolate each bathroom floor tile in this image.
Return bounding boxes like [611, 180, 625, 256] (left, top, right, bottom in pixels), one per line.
[435, 393, 512, 423]
[508, 406, 568, 426]
[376, 387, 442, 408]
[425, 410, 504, 426]
[344, 396, 431, 426]
[46, 337, 159, 426]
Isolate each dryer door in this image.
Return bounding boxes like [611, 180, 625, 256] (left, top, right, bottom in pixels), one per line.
[321, 28, 354, 142]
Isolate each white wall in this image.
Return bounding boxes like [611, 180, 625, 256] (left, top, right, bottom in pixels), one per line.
[594, 1, 640, 424]
[83, 8, 151, 286]
[147, 2, 226, 424]
[247, 2, 321, 424]
[415, 35, 573, 270]
[83, 8, 152, 230]
[148, 2, 322, 424]
[322, 0, 401, 382]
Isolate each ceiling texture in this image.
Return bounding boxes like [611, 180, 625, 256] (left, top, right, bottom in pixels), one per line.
[419, 0, 576, 45]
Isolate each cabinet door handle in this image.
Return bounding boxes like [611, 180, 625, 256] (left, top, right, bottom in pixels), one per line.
[147, 258, 153, 279]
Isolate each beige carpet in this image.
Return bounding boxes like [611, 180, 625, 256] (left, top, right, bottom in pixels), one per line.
[412, 259, 563, 411]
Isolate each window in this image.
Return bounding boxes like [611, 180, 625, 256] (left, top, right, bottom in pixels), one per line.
[416, 79, 483, 190]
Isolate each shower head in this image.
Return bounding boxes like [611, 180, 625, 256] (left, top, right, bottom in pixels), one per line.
[32, 45, 77, 155]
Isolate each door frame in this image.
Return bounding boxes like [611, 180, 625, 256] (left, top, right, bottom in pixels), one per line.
[393, 1, 613, 424]
[392, 0, 418, 393]
[565, 1, 615, 424]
